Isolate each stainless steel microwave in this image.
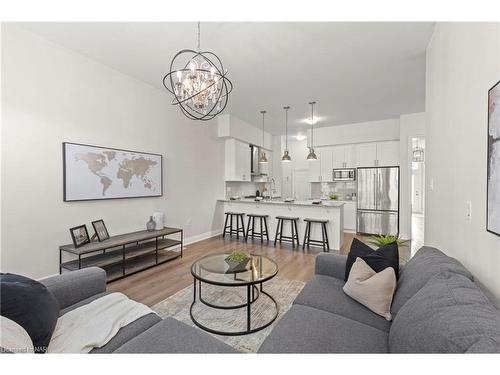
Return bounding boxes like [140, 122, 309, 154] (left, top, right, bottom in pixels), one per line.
[332, 168, 356, 181]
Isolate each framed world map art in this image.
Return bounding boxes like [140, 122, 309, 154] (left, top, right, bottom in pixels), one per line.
[63, 142, 162, 201]
[487, 80, 500, 236]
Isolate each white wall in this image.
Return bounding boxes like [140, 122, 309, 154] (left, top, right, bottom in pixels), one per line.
[309, 118, 400, 147]
[1, 25, 225, 279]
[399, 112, 426, 239]
[425, 23, 500, 299]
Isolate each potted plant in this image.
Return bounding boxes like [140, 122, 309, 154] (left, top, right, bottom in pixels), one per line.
[367, 234, 409, 248]
[328, 193, 339, 200]
[225, 250, 251, 272]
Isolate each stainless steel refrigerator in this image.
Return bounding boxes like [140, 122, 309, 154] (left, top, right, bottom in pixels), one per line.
[357, 167, 399, 235]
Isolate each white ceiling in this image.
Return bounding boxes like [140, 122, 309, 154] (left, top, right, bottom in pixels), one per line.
[17, 22, 434, 135]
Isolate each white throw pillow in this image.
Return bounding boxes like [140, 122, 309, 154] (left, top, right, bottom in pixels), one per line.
[343, 257, 397, 320]
[0, 315, 34, 353]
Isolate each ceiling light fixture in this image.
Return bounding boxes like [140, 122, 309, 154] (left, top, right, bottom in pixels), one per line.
[307, 101, 318, 161]
[282, 106, 292, 162]
[259, 110, 269, 164]
[412, 140, 424, 162]
[162, 22, 233, 121]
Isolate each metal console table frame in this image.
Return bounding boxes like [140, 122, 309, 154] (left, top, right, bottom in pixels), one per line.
[59, 227, 183, 282]
[190, 253, 279, 336]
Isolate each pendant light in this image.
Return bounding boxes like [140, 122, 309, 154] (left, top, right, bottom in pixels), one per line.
[282, 106, 292, 162]
[162, 22, 233, 121]
[259, 110, 269, 163]
[306, 101, 318, 161]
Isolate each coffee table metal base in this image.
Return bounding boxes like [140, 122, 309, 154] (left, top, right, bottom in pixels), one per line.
[189, 278, 279, 336]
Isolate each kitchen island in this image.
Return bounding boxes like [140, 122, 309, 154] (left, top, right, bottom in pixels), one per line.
[218, 199, 344, 250]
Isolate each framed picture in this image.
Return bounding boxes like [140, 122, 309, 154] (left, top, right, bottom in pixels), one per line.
[63, 142, 162, 202]
[70, 225, 90, 248]
[487, 79, 500, 237]
[92, 219, 110, 241]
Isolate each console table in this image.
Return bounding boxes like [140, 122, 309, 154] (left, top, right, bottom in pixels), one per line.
[59, 227, 183, 282]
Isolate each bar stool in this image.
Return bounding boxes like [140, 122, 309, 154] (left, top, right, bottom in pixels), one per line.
[222, 212, 246, 240]
[274, 216, 300, 247]
[245, 214, 269, 243]
[303, 218, 330, 252]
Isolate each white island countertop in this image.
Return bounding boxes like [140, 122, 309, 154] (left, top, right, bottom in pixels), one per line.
[217, 198, 345, 207]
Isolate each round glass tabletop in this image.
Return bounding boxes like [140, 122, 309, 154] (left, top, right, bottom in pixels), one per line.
[191, 253, 278, 286]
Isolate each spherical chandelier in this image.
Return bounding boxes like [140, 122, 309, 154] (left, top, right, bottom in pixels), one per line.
[163, 22, 233, 121]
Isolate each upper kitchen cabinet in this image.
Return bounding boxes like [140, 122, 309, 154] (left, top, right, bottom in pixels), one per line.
[225, 139, 251, 181]
[355, 141, 399, 167]
[332, 145, 357, 169]
[375, 140, 400, 166]
[309, 148, 333, 182]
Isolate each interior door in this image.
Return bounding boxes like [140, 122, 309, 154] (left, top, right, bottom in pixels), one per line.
[357, 168, 377, 210]
[377, 167, 399, 211]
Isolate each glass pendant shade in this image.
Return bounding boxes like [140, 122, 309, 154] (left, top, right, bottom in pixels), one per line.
[259, 151, 269, 163]
[259, 110, 269, 163]
[307, 148, 318, 161]
[307, 101, 318, 160]
[282, 106, 292, 162]
[282, 150, 291, 162]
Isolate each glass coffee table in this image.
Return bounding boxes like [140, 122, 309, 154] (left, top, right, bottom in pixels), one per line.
[190, 253, 279, 336]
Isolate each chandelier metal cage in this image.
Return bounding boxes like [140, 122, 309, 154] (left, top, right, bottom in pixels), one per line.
[162, 22, 233, 121]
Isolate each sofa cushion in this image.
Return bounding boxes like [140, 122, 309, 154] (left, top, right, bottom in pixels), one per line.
[0, 273, 60, 353]
[258, 305, 388, 353]
[294, 275, 391, 332]
[57, 291, 162, 353]
[389, 272, 500, 353]
[114, 317, 237, 353]
[391, 246, 473, 315]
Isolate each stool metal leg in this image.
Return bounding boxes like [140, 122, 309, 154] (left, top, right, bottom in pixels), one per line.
[279, 218, 284, 244]
[245, 216, 252, 241]
[323, 223, 330, 252]
[294, 219, 300, 247]
[260, 217, 263, 243]
[223, 214, 229, 238]
[290, 220, 295, 247]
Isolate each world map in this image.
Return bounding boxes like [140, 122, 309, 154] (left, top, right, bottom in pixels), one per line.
[64, 143, 162, 201]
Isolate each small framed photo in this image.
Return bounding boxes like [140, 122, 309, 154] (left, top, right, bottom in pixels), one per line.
[92, 219, 110, 241]
[70, 225, 90, 248]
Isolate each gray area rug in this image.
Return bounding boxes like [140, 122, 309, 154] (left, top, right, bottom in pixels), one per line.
[152, 277, 305, 353]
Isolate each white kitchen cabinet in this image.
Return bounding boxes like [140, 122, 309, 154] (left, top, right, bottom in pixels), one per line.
[376, 140, 400, 166]
[343, 201, 357, 231]
[320, 149, 333, 182]
[355, 143, 378, 167]
[355, 141, 399, 167]
[224, 139, 251, 181]
[308, 148, 333, 182]
[332, 145, 357, 169]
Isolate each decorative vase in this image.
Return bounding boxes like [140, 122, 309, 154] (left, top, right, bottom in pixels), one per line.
[225, 258, 250, 273]
[146, 216, 156, 232]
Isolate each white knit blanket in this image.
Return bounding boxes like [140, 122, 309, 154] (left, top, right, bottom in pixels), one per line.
[48, 292, 155, 353]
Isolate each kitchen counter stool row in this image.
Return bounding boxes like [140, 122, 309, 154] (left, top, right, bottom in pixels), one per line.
[222, 212, 330, 252]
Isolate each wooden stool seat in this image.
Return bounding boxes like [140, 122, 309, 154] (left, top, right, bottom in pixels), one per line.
[246, 214, 269, 243]
[222, 212, 246, 240]
[303, 218, 330, 252]
[274, 216, 300, 248]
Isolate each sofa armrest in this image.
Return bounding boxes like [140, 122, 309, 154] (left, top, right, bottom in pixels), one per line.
[39, 267, 106, 310]
[315, 253, 347, 280]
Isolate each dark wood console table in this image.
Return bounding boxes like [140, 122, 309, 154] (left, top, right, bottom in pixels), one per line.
[59, 227, 183, 282]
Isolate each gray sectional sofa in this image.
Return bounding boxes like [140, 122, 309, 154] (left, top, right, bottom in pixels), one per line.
[258, 246, 500, 353]
[40, 268, 236, 353]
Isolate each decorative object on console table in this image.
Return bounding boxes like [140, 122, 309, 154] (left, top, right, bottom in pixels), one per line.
[152, 212, 164, 230]
[91, 219, 110, 241]
[69, 225, 90, 248]
[146, 216, 156, 232]
[59, 227, 183, 282]
[487, 79, 500, 236]
[63, 142, 162, 202]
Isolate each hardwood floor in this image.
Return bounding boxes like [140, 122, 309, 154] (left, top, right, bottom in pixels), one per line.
[108, 232, 411, 307]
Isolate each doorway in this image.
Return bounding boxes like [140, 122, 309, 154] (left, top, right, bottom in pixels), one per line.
[410, 137, 425, 255]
